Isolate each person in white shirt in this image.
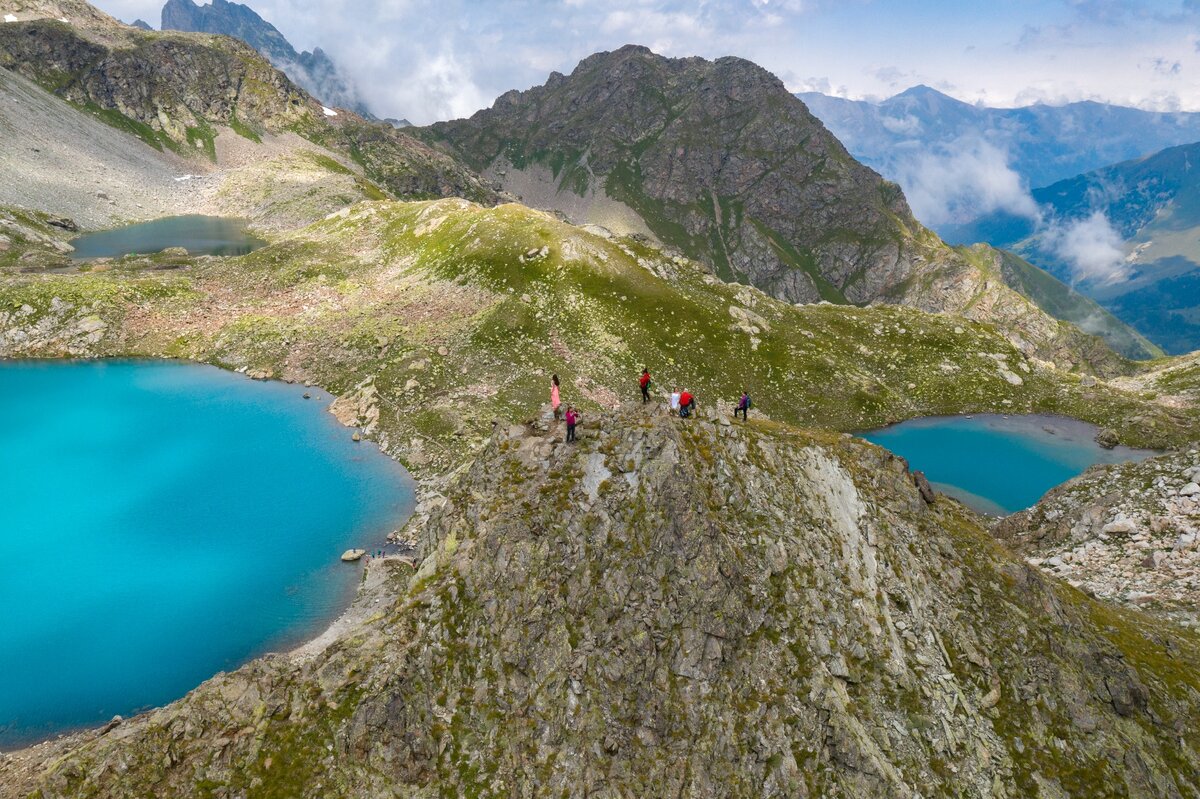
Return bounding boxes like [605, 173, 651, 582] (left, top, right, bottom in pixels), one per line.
[669, 388, 681, 415]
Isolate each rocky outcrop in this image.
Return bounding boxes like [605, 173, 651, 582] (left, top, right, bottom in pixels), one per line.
[425, 46, 923, 303]
[997, 449, 1200, 629]
[4, 409, 1200, 797]
[161, 0, 372, 118]
[0, 2, 497, 205]
[421, 46, 1136, 373]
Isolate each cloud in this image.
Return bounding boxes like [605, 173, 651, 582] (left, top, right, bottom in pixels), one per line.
[880, 114, 922, 135]
[1044, 210, 1130, 285]
[88, 0, 1200, 123]
[893, 138, 1039, 227]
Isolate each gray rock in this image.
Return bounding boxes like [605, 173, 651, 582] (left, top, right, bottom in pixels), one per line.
[913, 470, 936, 504]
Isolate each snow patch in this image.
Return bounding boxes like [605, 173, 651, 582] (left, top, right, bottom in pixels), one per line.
[322, 106, 338, 118]
[173, 174, 198, 182]
[3, 14, 18, 23]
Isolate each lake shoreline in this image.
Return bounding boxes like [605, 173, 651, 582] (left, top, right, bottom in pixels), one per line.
[859, 412, 1161, 516]
[0, 356, 424, 752]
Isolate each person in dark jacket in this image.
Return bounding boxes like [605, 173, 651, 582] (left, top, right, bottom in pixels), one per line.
[734, 390, 750, 420]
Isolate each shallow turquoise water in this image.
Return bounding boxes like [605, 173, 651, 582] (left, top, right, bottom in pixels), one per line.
[861, 415, 1157, 515]
[0, 360, 412, 748]
[69, 216, 266, 259]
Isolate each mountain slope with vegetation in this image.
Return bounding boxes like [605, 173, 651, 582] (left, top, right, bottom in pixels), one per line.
[955, 141, 1200, 355]
[2, 198, 1191, 477]
[420, 46, 1156, 364]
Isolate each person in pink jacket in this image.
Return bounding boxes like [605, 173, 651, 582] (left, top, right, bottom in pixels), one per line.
[551, 374, 562, 420]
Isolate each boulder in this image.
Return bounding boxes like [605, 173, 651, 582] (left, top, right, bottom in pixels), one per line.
[1181, 483, 1200, 497]
[1102, 518, 1136, 535]
[46, 216, 79, 232]
[913, 471, 936, 505]
[340, 549, 366, 562]
[1095, 429, 1120, 450]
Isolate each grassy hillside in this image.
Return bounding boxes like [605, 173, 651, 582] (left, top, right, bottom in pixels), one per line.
[3, 199, 1193, 481]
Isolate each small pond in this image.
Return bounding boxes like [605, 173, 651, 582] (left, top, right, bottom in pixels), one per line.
[860, 415, 1158, 516]
[0, 360, 413, 748]
[69, 215, 266, 259]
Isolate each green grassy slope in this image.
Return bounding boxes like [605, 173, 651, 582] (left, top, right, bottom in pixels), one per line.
[3, 200, 1193, 479]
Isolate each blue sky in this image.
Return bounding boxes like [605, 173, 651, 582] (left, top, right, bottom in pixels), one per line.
[91, 0, 1200, 124]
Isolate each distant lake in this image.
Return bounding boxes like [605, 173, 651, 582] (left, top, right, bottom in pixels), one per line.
[0, 360, 413, 748]
[70, 216, 266, 259]
[860, 415, 1158, 515]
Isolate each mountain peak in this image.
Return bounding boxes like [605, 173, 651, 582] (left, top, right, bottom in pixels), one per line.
[885, 84, 967, 107]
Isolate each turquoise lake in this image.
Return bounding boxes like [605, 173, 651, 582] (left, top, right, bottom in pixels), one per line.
[861, 415, 1158, 515]
[69, 215, 266, 259]
[0, 360, 413, 748]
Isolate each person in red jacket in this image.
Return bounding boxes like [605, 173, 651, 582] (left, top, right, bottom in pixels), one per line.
[639, 368, 652, 403]
[678, 389, 695, 418]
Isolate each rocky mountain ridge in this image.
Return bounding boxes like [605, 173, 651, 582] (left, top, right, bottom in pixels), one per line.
[0, 1, 498, 205]
[421, 45, 1157, 363]
[4, 406, 1200, 797]
[799, 85, 1200, 229]
[160, 0, 372, 118]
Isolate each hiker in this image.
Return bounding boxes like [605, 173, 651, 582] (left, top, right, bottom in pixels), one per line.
[551, 374, 562, 420]
[670, 387, 681, 416]
[565, 406, 579, 442]
[679, 389, 695, 418]
[639, 368, 652, 403]
[734, 390, 751, 420]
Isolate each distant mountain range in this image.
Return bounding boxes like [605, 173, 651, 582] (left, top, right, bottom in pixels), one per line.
[799, 86, 1200, 231]
[159, 0, 372, 118]
[954, 141, 1200, 355]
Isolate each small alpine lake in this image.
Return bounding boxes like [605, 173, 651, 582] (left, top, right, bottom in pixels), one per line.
[69, 215, 266, 259]
[0, 360, 413, 749]
[860, 414, 1159, 516]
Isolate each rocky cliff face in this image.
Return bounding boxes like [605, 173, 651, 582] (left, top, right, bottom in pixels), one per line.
[161, 0, 371, 118]
[421, 46, 1148, 369]
[4, 408, 1200, 797]
[0, 2, 497, 204]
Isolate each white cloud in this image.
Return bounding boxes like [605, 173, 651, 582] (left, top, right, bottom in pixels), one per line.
[895, 138, 1039, 227]
[880, 114, 921, 135]
[1045, 210, 1130, 285]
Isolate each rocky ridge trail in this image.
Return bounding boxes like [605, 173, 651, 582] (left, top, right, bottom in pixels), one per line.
[3, 198, 1192, 482]
[3, 407, 1200, 797]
